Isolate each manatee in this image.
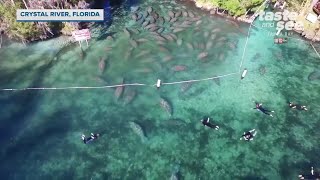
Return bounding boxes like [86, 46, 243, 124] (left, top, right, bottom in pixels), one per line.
[160, 97, 173, 116]
[99, 57, 106, 73]
[157, 27, 165, 33]
[197, 52, 208, 60]
[148, 26, 159, 32]
[168, 10, 175, 18]
[129, 122, 147, 142]
[204, 31, 210, 38]
[196, 20, 202, 25]
[145, 23, 157, 30]
[106, 36, 114, 41]
[170, 18, 178, 23]
[177, 39, 182, 46]
[175, 10, 182, 17]
[130, 39, 138, 48]
[131, 6, 140, 13]
[153, 35, 166, 41]
[308, 70, 320, 81]
[142, 20, 150, 28]
[180, 82, 193, 92]
[143, 11, 149, 18]
[149, 16, 156, 24]
[163, 34, 174, 41]
[182, 10, 188, 17]
[163, 55, 173, 62]
[115, 79, 124, 99]
[132, 13, 138, 20]
[137, 38, 149, 43]
[188, 11, 195, 18]
[147, 6, 153, 13]
[123, 28, 131, 37]
[210, 34, 216, 40]
[212, 28, 221, 33]
[199, 43, 205, 50]
[158, 17, 165, 25]
[165, 16, 172, 22]
[169, 164, 180, 180]
[206, 41, 213, 50]
[172, 65, 187, 71]
[151, 12, 159, 19]
[135, 50, 150, 58]
[212, 77, 220, 86]
[186, 43, 193, 50]
[137, 13, 143, 20]
[123, 90, 136, 105]
[169, 33, 178, 40]
[190, 17, 201, 22]
[173, 28, 184, 33]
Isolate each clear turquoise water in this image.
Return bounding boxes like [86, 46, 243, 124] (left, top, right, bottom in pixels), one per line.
[0, 0, 320, 179]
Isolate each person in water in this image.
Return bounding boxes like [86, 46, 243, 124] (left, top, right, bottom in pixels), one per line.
[240, 129, 257, 141]
[299, 167, 320, 179]
[201, 116, 219, 130]
[253, 101, 275, 117]
[81, 133, 100, 144]
[288, 102, 308, 111]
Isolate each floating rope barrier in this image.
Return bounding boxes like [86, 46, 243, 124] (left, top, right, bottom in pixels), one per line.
[0, 83, 148, 91]
[238, 0, 268, 73]
[160, 72, 238, 85]
[0, 72, 239, 92]
[310, 43, 320, 59]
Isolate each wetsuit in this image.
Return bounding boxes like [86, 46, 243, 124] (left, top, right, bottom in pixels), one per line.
[254, 103, 273, 116]
[242, 132, 253, 141]
[82, 133, 99, 144]
[289, 102, 307, 111]
[201, 117, 219, 130]
[299, 174, 320, 180]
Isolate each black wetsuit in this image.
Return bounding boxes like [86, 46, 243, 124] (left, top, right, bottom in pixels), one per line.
[242, 132, 253, 141]
[289, 102, 307, 111]
[201, 117, 218, 129]
[83, 134, 99, 144]
[299, 173, 320, 180]
[254, 103, 273, 116]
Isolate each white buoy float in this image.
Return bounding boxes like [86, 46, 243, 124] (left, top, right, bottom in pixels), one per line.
[156, 79, 161, 89]
[241, 68, 248, 79]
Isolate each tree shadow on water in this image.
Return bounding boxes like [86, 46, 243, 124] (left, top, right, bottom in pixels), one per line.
[0, 52, 60, 151]
[0, 109, 72, 179]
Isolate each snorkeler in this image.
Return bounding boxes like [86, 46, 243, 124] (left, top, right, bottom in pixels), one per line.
[81, 133, 100, 144]
[240, 129, 257, 141]
[288, 102, 308, 111]
[253, 101, 275, 117]
[201, 116, 219, 130]
[299, 167, 320, 179]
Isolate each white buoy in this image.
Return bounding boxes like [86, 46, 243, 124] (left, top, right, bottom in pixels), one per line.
[156, 79, 161, 88]
[241, 68, 248, 79]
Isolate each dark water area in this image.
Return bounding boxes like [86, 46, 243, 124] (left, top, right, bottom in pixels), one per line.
[0, 0, 320, 179]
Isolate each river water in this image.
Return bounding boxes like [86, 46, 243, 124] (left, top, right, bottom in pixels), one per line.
[0, 0, 320, 179]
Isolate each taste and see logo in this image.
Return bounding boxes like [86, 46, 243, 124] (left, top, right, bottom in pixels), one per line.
[258, 10, 304, 32]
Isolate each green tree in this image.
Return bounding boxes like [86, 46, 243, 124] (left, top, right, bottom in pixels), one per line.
[0, 2, 41, 41]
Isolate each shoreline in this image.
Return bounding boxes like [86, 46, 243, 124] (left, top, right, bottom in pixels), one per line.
[189, 0, 320, 42]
